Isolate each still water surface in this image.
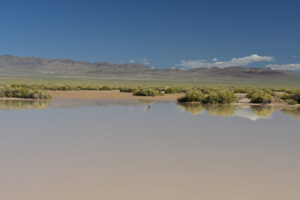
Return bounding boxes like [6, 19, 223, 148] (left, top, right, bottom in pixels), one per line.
[0, 99, 299, 200]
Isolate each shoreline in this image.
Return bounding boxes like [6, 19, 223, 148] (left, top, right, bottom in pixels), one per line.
[0, 97, 46, 101]
[0, 90, 299, 107]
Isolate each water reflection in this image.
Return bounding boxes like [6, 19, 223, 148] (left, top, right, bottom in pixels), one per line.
[177, 103, 300, 120]
[178, 103, 237, 116]
[0, 100, 50, 110]
[205, 104, 236, 117]
[250, 105, 274, 117]
[48, 99, 149, 109]
[280, 107, 300, 119]
[177, 103, 204, 115]
[0, 99, 300, 120]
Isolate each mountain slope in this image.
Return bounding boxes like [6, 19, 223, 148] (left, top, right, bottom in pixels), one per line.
[0, 55, 299, 85]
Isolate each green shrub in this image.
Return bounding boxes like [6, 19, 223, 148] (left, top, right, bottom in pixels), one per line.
[250, 93, 272, 103]
[165, 87, 182, 94]
[214, 90, 236, 103]
[233, 88, 247, 93]
[201, 90, 235, 104]
[288, 99, 298, 105]
[201, 91, 218, 104]
[0, 90, 5, 97]
[0, 86, 51, 99]
[291, 91, 300, 103]
[178, 89, 236, 104]
[280, 93, 292, 100]
[246, 90, 273, 104]
[119, 87, 137, 93]
[178, 90, 204, 102]
[133, 88, 162, 96]
[99, 86, 113, 90]
[199, 88, 210, 94]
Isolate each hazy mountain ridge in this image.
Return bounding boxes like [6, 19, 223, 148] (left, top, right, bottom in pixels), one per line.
[0, 55, 152, 74]
[0, 55, 299, 84]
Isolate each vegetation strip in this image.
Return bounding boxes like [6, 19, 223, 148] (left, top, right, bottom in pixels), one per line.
[0, 83, 299, 104]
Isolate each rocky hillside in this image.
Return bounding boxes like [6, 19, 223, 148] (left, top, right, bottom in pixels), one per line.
[0, 55, 299, 85]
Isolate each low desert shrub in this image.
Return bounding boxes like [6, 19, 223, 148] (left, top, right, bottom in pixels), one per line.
[246, 90, 272, 104]
[178, 90, 204, 102]
[133, 88, 162, 96]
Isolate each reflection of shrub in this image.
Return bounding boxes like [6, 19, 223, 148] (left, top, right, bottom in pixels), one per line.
[178, 103, 236, 116]
[177, 103, 204, 114]
[205, 104, 236, 116]
[251, 106, 274, 117]
[281, 108, 300, 119]
[138, 99, 158, 104]
[133, 88, 162, 96]
[0, 100, 50, 110]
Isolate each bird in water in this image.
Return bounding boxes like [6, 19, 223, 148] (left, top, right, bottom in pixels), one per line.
[147, 105, 151, 111]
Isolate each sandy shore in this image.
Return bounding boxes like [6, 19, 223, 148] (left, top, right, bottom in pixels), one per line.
[47, 90, 184, 101]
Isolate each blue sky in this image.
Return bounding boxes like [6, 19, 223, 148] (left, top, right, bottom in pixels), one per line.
[0, 0, 300, 70]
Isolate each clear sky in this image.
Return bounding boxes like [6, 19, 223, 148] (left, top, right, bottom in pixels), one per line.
[1, 0, 300, 70]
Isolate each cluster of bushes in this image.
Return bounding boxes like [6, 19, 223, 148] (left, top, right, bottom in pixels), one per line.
[246, 90, 273, 104]
[204, 90, 236, 104]
[233, 88, 248, 93]
[119, 87, 137, 93]
[178, 89, 236, 104]
[178, 90, 204, 102]
[133, 88, 163, 96]
[0, 84, 192, 97]
[164, 87, 186, 94]
[1, 84, 188, 98]
[0, 86, 51, 99]
[291, 92, 300, 103]
[4, 84, 186, 95]
[123, 86, 186, 96]
[279, 90, 300, 105]
[1, 83, 299, 104]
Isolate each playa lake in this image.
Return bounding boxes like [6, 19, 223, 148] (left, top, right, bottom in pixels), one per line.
[0, 99, 300, 200]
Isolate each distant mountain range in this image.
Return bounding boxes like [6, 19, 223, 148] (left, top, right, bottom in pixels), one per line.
[1, 55, 300, 85]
